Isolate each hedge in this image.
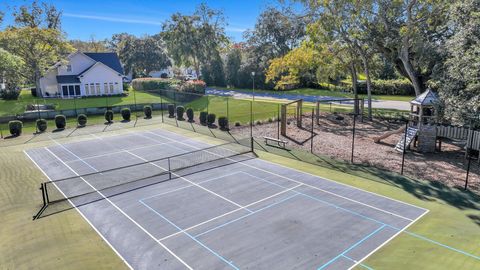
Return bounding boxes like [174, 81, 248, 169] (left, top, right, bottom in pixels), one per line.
[8, 120, 23, 136]
[218, 116, 228, 131]
[121, 108, 131, 121]
[36, 119, 47, 132]
[105, 110, 114, 123]
[186, 108, 194, 122]
[55, 115, 66, 129]
[131, 78, 181, 91]
[355, 79, 415, 96]
[167, 104, 175, 118]
[144, 105, 152, 119]
[207, 113, 216, 127]
[77, 114, 87, 126]
[199, 111, 208, 125]
[176, 106, 185, 120]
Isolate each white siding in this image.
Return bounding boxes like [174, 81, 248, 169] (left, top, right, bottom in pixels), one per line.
[79, 64, 123, 96]
[57, 53, 96, 76]
[39, 69, 60, 97]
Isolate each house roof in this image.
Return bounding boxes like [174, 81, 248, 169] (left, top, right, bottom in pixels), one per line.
[410, 89, 439, 106]
[84, 52, 124, 74]
[56, 75, 80, 84]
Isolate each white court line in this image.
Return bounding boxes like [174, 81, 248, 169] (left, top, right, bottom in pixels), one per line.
[51, 140, 99, 173]
[123, 149, 253, 213]
[347, 209, 430, 270]
[157, 183, 303, 242]
[43, 145, 193, 269]
[148, 130, 416, 222]
[24, 150, 134, 270]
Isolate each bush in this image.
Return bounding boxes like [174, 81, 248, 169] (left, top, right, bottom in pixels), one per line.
[77, 114, 87, 126]
[8, 120, 23, 136]
[256, 120, 262, 125]
[167, 104, 175, 118]
[176, 106, 185, 120]
[123, 82, 130, 91]
[199, 111, 208, 125]
[105, 110, 114, 123]
[55, 115, 66, 129]
[31, 88, 37, 97]
[186, 108, 194, 122]
[180, 80, 207, 94]
[144, 105, 152, 118]
[207, 113, 216, 126]
[121, 108, 131, 121]
[131, 78, 181, 91]
[355, 79, 415, 96]
[218, 116, 229, 130]
[36, 119, 47, 132]
[235, 121, 241, 127]
[0, 89, 20, 100]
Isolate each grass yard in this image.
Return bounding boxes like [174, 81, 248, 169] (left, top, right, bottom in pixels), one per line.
[212, 86, 415, 102]
[0, 123, 479, 269]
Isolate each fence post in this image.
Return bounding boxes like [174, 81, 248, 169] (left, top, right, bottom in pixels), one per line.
[464, 127, 475, 190]
[250, 101, 253, 151]
[351, 114, 357, 163]
[310, 108, 315, 153]
[36, 99, 41, 133]
[226, 97, 229, 121]
[277, 104, 280, 140]
[133, 88, 138, 127]
[401, 120, 408, 175]
[160, 96, 164, 123]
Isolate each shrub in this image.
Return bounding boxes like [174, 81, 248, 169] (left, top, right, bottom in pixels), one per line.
[176, 106, 185, 120]
[55, 115, 66, 129]
[0, 89, 20, 100]
[123, 82, 130, 91]
[355, 79, 415, 96]
[144, 105, 152, 118]
[8, 120, 23, 136]
[235, 121, 241, 127]
[105, 110, 114, 123]
[199, 111, 208, 125]
[77, 114, 87, 126]
[218, 116, 229, 130]
[180, 80, 207, 94]
[31, 88, 37, 97]
[256, 120, 262, 125]
[186, 108, 194, 122]
[167, 104, 175, 118]
[121, 108, 131, 121]
[131, 78, 181, 91]
[268, 118, 273, 123]
[36, 119, 47, 132]
[207, 113, 216, 126]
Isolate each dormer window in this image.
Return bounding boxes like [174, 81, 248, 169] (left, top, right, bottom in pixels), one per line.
[66, 65, 72, 72]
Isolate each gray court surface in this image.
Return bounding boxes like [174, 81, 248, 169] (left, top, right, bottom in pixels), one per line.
[25, 129, 428, 270]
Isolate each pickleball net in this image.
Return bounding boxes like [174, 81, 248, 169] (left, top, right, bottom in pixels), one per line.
[34, 138, 254, 219]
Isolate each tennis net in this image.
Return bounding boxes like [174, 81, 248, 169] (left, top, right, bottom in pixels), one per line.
[35, 139, 254, 219]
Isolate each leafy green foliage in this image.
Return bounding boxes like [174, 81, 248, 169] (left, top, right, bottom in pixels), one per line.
[121, 108, 131, 121]
[186, 108, 194, 122]
[104, 110, 113, 123]
[131, 78, 180, 91]
[357, 79, 414, 96]
[199, 111, 208, 125]
[36, 119, 47, 132]
[54, 114, 66, 129]
[77, 114, 87, 126]
[143, 105, 152, 119]
[176, 106, 185, 120]
[0, 48, 24, 98]
[207, 113, 216, 126]
[8, 120, 22, 136]
[218, 116, 228, 130]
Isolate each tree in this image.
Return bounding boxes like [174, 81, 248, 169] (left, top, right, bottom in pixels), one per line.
[436, 0, 480, 125]
[0, 1, 73, 97]
[0, 48, 24, 99]
[118, 35, 171, 77]
[225, 46, 242, 87]
[70, 36, 108, 52]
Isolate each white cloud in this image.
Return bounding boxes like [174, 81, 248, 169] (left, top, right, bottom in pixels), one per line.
[64, 13, 163, 26]
[226, 27, 247, 33]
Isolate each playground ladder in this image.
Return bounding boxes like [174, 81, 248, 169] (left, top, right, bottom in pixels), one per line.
[395, 127, 418, 152]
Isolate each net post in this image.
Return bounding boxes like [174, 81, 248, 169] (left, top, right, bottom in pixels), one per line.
[44, 182, 50, 204]
[161, 96, 164, 123]
[40, 183, 46, 206]
[168, 158, 172, 180]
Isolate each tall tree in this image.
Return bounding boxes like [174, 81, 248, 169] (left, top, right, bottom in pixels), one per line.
[225, 46, 242, 87]
[0, 48, 24, 94]
[0, 1, 73, 97]
[70, 36, 108, 52]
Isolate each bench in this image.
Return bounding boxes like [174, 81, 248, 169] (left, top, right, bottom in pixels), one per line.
[264, 136, 288, 149]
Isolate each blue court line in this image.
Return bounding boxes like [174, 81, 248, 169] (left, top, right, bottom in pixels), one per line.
[139, 200, 240, 270]
[195, 193, 299, 238]
[317, 225, 386, 270]
[342, 255, 374, 270]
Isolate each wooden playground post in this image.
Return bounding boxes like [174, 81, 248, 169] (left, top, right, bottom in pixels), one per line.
[281, 104, 287, 136]
[297, 100, 303, 128]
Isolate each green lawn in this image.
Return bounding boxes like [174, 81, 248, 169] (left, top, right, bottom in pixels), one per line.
[212, 86, 415, 102]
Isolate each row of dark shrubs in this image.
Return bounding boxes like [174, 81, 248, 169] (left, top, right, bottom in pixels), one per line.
[355, 79, 415, 96]
[6, 105, 230, 137]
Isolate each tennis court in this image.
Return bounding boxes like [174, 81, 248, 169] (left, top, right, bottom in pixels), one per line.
[25, 129, 428, 270]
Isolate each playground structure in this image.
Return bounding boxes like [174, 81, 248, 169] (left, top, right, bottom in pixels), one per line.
[280, 99, 303, 136]
[315, 98, 364, 125]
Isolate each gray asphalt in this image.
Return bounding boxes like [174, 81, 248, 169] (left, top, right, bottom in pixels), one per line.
[26, 129, 428, 270]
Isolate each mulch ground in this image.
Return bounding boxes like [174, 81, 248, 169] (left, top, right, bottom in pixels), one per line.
[231, 112, 480, 191]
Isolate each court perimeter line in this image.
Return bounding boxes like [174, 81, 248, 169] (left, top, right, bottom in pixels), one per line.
[318, 225, 386, 270]
[342, 255, 374, 270]
[157, 183, 303, 242]
[24, 150, 134, 270]
[148, 131, 415, 222]
[43, 146, 193, 269]
[124, 149, 254, 213]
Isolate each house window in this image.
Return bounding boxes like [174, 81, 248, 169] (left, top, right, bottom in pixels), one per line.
[75, 85, 81, 96]
[104, 83, 108, 94]
[95, 83, 101, 95]
[68, 85, 75, 96]
[85, 84, 90, 95]
[115, 82, 120, 91]
[62, 85, 68, 96]
[109, 83, 114, 94]
[66, 65, 72, 72]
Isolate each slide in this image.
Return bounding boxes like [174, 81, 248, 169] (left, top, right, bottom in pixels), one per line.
[373, 126, 406, 143]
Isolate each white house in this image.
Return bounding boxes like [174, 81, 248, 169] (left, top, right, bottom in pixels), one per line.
[148, 67, 198, 80]
[39, 51, 124, 98]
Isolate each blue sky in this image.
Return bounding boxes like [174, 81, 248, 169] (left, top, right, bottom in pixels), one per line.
[1, 0, 295, 41]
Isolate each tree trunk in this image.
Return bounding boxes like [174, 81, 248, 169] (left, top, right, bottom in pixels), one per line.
[350, 63, 359, 114]
[358, 52, 372, 120]
[399, 45, 422, 96]
[34, 69, 43, 98]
